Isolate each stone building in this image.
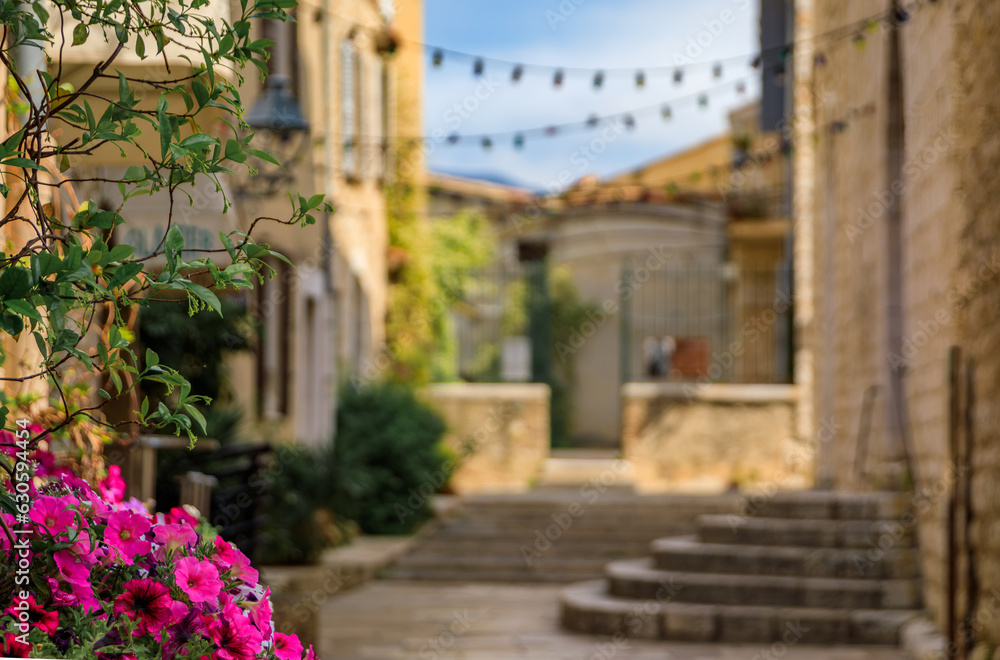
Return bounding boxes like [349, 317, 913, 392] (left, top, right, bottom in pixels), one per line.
[794, 0, 1000, 649]
[1, 0, 421, 446]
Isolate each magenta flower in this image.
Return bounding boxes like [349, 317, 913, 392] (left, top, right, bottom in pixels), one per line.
[304, 645, 319, 660]
[153, 523, 197, 560]
[30, 495, 75, 535]
[228, 547, 259, 585]
[114, 578, 177, 635]
[54, 549, 91, 587]
[175, 556, 223, 603]
[98, 464, 126, 503]
[207, 604, 263, 660]
[210, 535, 236, 570]
[272, 633, 303, 660]
[242, 586, 272, 632]
[1, 632, 31, 658]
[104, 510, 152, 564]
[3, 595, 58, 634]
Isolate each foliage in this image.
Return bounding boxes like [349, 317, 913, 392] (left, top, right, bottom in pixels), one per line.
[428, 209, 496, 381]
[384, 150, 438, 385]
[503, 266, 597, 447]
[0, 0, 329, 446]
[0, 429, 318, 659]
[547, 268, 599, 447]
[255, 444, 355, 565]
[331, 382, 448, 535]
[138, 296, 257, 409]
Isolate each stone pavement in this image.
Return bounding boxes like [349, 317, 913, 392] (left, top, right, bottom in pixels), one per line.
[317, 580, 909, 660]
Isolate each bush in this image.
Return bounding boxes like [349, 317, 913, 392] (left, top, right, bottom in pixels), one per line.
[256, 445, 355, 565]
[332, 383, 449, 535]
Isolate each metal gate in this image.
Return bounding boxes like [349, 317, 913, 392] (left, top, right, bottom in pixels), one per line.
[620, 260, 793, 385]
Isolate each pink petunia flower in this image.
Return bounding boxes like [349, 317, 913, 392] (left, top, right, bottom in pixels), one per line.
[228, 547, 259, 585]
[104, 510, 152, 565]
[207, 602, 262, 660]
[3, 595, 58, 634]
[1, 632, 31, 658]
[54, 549, 91, 587]
[175, 556, 223, 603]
[241, 586, 272, 632]
[304, 644, 319, 660]
[30, 495, 75, 535]
[166, 506, 200, 528]
[272, 633, 303, 660]
[210, 535, 236, 570]
[98, 464, 127, 503]
[114, 578, 177, 635]
[153, 523, 197, 561]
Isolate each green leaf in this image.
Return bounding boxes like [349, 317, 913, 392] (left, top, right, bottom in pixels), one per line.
[5, 300, 42, 324]
[105, 262, 143, 290]
[89, 211, 117, 229]
[182, 281, 221, 315]
[165, 225, 185, 268]
[192, 79, 210, 107]
[136, 35, 146, 59]
[179, 133, 216, 150]
[72, 23, 89, 46]
[145, 348, 159, 368]
[0, 157, 48, 172]
[108, 244, 135, 262]
[224, 138, 246, 164]
[98, 389, 111, 399]
[0, 313, 24, 339]
[185, 404, 207, 434]
[244, 147, 280, 167]
[157, 96, 171, 160]
[0, 267, 31, 300]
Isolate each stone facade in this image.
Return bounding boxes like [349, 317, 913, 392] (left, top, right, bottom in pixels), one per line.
[422, 383, 550, 494]
[621, 383, 808, 493]
[796, 0, 1000, 644]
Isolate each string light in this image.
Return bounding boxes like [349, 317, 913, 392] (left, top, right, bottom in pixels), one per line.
[473, 58, 484, 76]
[432, 49, 443, 67]
[511, 65, 524, 82]
[593, 71, 604, 89]
[661, 105, 672, 121]
[553, 69, 564, 88]
[635, 71, 646, 89]
[713, 63, 723, 79]
[673, 69, 684, 84]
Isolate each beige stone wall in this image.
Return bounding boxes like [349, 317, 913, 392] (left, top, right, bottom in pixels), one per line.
[951, 0, 1000, 647]
[621, 383, 809, 493]
[801, 0, 966, 636]
[422, 383, 550, 494]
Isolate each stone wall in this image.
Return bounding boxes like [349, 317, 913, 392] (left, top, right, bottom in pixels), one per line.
[799, 0, 963, 634]
[422, 383, 550, 494]
[951, 0, 1000, 648]
[621, 383, 809, 493]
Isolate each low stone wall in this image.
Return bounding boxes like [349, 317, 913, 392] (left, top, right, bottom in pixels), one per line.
[422, 383, 550, 494]
[621, 383, 811, 494]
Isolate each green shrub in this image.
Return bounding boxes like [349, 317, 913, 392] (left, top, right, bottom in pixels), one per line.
[257, 444, 355, 565]
[332, 382, 449, 535]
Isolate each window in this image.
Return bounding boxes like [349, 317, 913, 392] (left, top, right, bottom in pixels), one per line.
[340, 36, 362, 180]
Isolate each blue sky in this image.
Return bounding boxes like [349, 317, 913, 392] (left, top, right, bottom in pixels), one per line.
[423, 0, 761, 191]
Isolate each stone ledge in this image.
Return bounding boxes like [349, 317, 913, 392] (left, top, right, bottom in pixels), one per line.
[622, 382, 797, 404]
[423, 382, 551, 401]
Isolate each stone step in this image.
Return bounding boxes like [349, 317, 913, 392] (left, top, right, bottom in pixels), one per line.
[392, 555, 610, 574]
[651, 536, 921, 579]
[385, 567, 605, 583]
[737, 491, 911, 521]
[409, 539, 656, 558]
[697, 515, 917, 549]
[455, 493, 741, 513]
[560, 580, 919, 645]
[605, 559, 922, 610]
[434, 521, 696, 537]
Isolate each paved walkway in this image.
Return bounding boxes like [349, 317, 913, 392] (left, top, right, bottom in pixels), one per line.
[317, 581, 909, 660]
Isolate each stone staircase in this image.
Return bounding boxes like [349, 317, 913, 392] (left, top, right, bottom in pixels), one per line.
[385, 493, 741, 582]
[561, 491, 923, 645]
